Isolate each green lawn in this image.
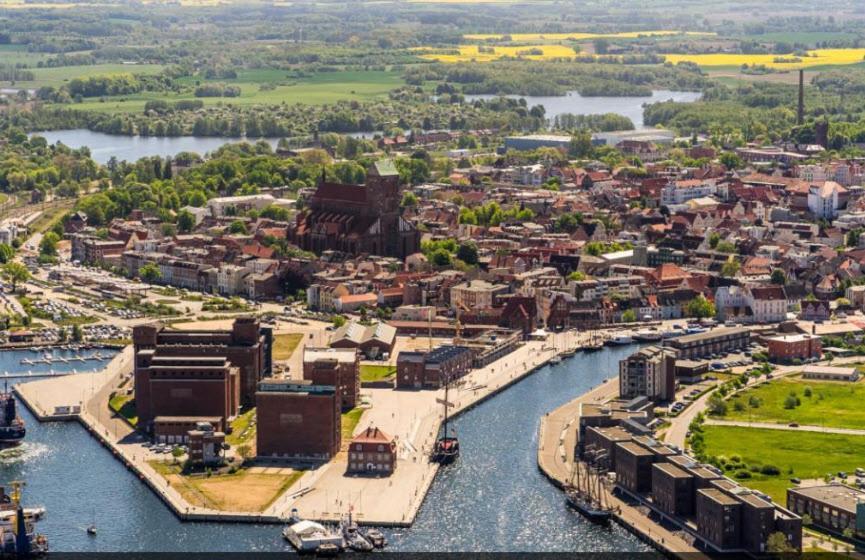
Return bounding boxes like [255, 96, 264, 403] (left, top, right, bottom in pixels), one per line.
[226, 408, 256, 446]
[9, 63, 165, 89]
[0, 44, 49, 67]
[724, 376, 865, 429]
[341, 407, 365, 442]
[702, 425, 865, 502]
[65, 70, 404, 113]
[272, 333, 303, 361]
[360, 364, 396, 383]
[108, 394, 137, 426]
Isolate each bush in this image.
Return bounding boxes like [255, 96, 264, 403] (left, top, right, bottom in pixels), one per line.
[735, 469, 752, 479]
[761, 464, 781, 475]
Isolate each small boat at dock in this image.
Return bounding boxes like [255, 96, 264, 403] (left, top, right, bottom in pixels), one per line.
[605, 335, 633, 346]
[283, 520, 343, 554]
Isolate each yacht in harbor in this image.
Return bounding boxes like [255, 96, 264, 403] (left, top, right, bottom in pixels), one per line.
[605, 335, 634, 346]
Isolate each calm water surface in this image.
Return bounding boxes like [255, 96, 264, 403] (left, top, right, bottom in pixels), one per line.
[465, 89, 701, 129]
[1, 344, 648, 552]
[36, 90, 699, 164]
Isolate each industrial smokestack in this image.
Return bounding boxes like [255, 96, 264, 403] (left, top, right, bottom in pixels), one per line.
[797, 69, 804, 125]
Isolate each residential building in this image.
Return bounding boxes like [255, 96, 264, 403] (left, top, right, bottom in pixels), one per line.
[450, 279, 508, 311]
[696, 488, 741, 550]
[667, 327, 750, 360]
[619, 346, 676, 402]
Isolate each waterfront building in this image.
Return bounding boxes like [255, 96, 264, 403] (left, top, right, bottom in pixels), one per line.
[255, 379, 340, 461]
[347, 425, 397, 476]
[132, 317, 272, 416]
[652, 463, 694, 516]
[302, 347, 360, 411]
[667, 327, 750, 360]
[289, 160, 420, 258]
[614, 441, 655, 494]
[153, 416, 224, 444]
[188, 424, 226, 466]
[395, 345, 474, 389]
[582, 426, 632, 471]
[135, 355, 240, 436]
[696, 488, 742, 550]
[618, 346, 676, 402]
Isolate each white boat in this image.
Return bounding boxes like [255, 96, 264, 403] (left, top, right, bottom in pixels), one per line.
[605, 335, 634, 346]
[549, 355, 562, 364]
[633, 330, 662, 342]
[282, 520, 343, 552]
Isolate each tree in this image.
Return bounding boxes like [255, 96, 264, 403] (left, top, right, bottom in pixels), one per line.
[707, 394, 727, 416]
[708, 232, 721, 249]
[686, 295, 716, 318]
[177, 210, 195, 233]
[71, 323, 83, 342]
[0, 244, 13, 264]
[568, 130, 593, 158]
[39, 232, 60, 256]
[721, 256, 740, 278]
[228, 220, 248, 235]
[568, 270, 586, 281]
[456, 242, 479, 265]
[770, 269, 787, 285]
[621, 309, 637, 323]
[331, 315, 346, 328]
[766, 532, 796, 553]
[429, 248, 452, 267]
[139, 262, 161, 284]
[401, 191, 418, 208]
[719, 152, 743, 170]
[715, 241, 737, 254]
[2, 262, 29, 292]
[236, 444, 251, 463]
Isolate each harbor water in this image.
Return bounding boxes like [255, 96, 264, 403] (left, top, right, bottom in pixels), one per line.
[1, 344, 649, 552]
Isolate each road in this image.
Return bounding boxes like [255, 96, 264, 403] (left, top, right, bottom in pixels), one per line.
[704, 418, 865, 436]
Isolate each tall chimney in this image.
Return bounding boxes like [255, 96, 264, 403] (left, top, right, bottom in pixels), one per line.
[797, 69, 804, 125]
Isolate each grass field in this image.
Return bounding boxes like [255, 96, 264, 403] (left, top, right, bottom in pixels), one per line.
[272, 333, 303, 361]
[108, 394, 137, 426]
[341, 407, 365, 443]
[149, 461, 303, 512]
[65, 70, 403, 113]
[226, 408, 256, 446]
[663, 48, 865, 69]
[7, 63, 165, 89]
[360, 364, 396, 382]
[724, 376, 865, 429]
[463, 31, 715, 41]
[702, 425, 865, 502]
[0, 44, 49, 67]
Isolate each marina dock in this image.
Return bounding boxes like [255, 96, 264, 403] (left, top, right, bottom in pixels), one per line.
[537, 378, 707, 557]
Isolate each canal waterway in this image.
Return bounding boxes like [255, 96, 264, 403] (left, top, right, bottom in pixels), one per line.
[1, 344, 648, 552]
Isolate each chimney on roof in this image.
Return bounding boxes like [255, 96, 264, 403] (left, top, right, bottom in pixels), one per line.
[797, 69, 805, 126]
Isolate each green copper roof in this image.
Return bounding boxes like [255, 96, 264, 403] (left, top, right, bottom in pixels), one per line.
[373, 159, 398, 177]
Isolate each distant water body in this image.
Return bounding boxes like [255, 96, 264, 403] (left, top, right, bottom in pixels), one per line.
[36, 89, 699, 164]
[2, 344, 652, 552]
[464, 89, 702, 129]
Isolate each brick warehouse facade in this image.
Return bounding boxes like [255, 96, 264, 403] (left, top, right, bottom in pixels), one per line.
[255, 379, 341, 461]
[302, 347, 359, 411]
[133, 317, 272, 426]
[135, 354, 240, 433]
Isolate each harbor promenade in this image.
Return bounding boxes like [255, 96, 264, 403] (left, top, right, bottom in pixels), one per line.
[15, 329, 594, 527]
[537, 375, 705, 557]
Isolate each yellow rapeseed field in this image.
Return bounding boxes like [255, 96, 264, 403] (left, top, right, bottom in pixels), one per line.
[463, 31, 714, 41]
[663, 48, 865, 69]
[415, 44, 580, 62]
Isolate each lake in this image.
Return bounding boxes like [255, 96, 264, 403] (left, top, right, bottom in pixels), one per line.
[464, 89, 701, 129]
[35, 90, 699, 164]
